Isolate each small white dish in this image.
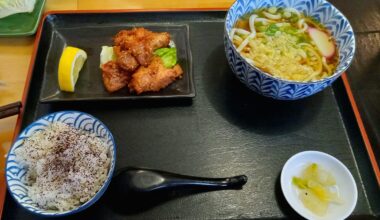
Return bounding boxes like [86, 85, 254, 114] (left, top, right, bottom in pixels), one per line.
[281, 151, 357, 220]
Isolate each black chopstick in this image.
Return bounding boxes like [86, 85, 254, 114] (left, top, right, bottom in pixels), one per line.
[0, 101, 22, 119]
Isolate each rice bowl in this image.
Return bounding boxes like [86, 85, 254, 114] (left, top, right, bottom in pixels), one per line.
[15, 122, 110, 212]
[6, 111, 116, 216]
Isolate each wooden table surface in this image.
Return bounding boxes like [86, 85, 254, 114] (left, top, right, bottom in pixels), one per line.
[0, 0, 233, 179]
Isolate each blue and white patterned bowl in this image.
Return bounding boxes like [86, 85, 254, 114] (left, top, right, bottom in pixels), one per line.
[5, 111, 116, 217]
[224, 0, 355, 100]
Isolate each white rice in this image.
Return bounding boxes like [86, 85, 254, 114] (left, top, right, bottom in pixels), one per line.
[15, 122, 111, 211]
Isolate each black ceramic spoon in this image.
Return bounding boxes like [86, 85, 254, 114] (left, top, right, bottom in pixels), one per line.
[111, 167, 248, 197]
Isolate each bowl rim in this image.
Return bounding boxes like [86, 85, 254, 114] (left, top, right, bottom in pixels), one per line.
[5, 110, 117, 217]
[224, 0, 356, 85]
[280, 150, 358, 220]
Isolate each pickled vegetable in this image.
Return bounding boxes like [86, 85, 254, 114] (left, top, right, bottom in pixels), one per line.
[299, 188, 329, 216]
[292, 163, 341, 216]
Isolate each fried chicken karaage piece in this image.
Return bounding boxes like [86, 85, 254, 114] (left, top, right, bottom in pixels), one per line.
[117, 50, 139, 72]
[129, 57, 183, 94]
[101, 61, 130, 93]
[113, 28, 170, 66]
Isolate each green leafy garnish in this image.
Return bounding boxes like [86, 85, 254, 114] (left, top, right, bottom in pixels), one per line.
[154, 47, 177, 68]
[265, 24, 279, 36]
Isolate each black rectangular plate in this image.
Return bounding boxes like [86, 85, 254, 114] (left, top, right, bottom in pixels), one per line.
[2, 11, 380, 220]
[39, 24, 194, 102]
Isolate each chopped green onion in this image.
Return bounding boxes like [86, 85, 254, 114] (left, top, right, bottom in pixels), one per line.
[257, 25, 267, 32]
[268, 7, 277, 14]
[283, 11, 291, 18]
[282, 26, 298, 35]
[290, 16, 299, 23]
[265, 24, 280, 36]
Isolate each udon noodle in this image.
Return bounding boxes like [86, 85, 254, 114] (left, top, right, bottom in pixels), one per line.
[230, 7, 338, 82]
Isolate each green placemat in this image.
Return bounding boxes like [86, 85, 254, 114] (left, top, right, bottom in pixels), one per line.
[0, 0, 46, 37]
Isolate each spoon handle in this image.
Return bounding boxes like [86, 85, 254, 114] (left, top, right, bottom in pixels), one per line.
[115, 167, 248, 192]
[162, 174, 248, 189]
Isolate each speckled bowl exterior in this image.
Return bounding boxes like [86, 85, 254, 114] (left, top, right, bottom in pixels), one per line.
[5, 111, 116, 217]
[224, 0, 355, 100]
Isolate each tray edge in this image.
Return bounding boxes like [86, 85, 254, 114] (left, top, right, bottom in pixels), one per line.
[4, 8, 379, 219]
[341, 73, 380, 185]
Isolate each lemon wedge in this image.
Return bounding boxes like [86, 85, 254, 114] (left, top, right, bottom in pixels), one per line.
[58, 46, 87, 92]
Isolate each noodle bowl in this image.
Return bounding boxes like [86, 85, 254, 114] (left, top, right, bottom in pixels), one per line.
[224, 0, 355, 100]
[230, 7, 339, 82]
